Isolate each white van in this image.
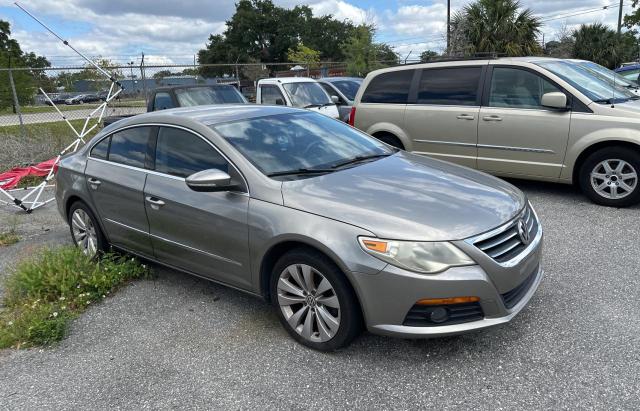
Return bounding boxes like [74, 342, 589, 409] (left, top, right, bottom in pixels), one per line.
[256, 77, 340, 119]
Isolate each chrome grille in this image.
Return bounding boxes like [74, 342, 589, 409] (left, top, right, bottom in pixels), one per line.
[474, 205, 537, 263]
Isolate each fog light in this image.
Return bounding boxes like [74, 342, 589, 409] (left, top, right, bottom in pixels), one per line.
[415, 296, 480, 306]
[429, 307, 449, 323]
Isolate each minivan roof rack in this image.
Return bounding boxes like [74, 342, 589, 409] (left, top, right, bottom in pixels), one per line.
[402, 53, 505, 66]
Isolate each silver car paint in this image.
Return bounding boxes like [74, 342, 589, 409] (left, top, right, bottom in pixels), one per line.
[56, 105, 542, 338]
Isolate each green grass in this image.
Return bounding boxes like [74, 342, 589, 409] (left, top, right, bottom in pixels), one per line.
[0, 119, 101, 141]
[0, 99, 147, 115]
[0, 231, 19, 246]
[0, 247, 150, 349]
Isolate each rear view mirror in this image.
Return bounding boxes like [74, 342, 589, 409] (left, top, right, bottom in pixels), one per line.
[186, 169, 233, 192]
[331, 95, 340, 104]
[541, 92, 567, 110]
[275, 98, 285, 105]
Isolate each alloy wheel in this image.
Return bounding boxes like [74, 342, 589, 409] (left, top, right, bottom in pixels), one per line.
[276, 263, 341, 343]
[590, 159, 638, 200]
[71, 208, 98, 257]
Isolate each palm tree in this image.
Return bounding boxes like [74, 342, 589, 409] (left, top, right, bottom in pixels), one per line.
[573, 23, 638, 69]
[450, 0, 541, 57]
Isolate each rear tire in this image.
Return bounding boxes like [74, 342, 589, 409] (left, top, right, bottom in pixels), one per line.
[374, 133, 404, 150]
[68, 201, 108, 259]
[578, 146, 640, 207]
[270, 248, 362, 351]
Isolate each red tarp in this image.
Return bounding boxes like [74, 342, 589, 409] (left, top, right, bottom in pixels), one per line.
[0, 158, 57, 190]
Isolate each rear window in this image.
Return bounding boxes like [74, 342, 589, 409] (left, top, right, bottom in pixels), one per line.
[175, 86, 246, 106]
[361, 70, 414, 104]
[417, 67, 482, 105]
[108, 127, 150, 168]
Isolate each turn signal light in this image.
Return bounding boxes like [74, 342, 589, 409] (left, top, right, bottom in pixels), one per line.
[348, 106, 356, 126]
[415, 296, 480, 306]
[361, 239, 388, 253]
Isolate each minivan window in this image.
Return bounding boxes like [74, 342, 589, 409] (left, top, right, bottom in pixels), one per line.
[489, 68, 562, 109]
[90, 136, 110, 160]
[361, 70, 414, 104]
[155, 127, 228, 178]
[417, 67, 481, 105]
[260, 85, 286, 105]
[154, 92, 174, 110]
[108, 127, 150, 168]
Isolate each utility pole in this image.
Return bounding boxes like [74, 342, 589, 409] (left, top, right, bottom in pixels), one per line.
[618, 0, 624, 34]
[446, 0, 451, 55]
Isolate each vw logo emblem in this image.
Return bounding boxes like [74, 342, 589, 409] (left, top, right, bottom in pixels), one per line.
[517, 218, 530, 245]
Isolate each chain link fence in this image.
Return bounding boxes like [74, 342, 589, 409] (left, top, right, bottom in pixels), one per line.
[1, 60, 403, 171]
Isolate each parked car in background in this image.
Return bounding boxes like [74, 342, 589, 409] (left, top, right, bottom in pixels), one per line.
[615, 63, 640, 83]
[571, 59, 639, 94]
[256, 77, 340, 119]
[351, 57, 640, 207]
[103, 84, 248, 126]
[56, 105, 543, 351]
[65, 94, 100, 105]
[317, 77, 363, 122]
[45, 93, 71, 105]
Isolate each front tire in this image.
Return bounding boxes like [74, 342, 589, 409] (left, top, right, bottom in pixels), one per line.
[270, 248, 362, 351]
[579, 147, 640, 207]
[68, 201, 108, 259]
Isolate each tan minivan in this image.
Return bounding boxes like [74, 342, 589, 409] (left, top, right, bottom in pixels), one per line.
[350, 57, 640, 207]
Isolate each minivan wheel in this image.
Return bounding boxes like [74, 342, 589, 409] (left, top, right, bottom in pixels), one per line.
[68, 201, 108, 259]
[579, 147, 640, 207]
[374, 133, 404, 150]
[270, 248, 362, 351]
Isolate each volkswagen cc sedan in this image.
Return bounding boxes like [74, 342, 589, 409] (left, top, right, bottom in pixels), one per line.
[55, 105, 543, 351]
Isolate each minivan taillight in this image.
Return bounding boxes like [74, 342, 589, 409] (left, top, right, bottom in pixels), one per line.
[348, 107, 356, 126]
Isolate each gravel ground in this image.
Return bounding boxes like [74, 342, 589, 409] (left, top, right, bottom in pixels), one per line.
[0, 182, 639, 410]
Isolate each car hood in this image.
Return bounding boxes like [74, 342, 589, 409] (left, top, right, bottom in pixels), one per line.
[281, 152, 525, 241]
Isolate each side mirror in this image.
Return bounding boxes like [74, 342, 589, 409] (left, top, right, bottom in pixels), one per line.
[541, 92, 568, 110]
[275, 98, 285, 105]
[331, 95, 340, 104]
[186, 169, 233, 192]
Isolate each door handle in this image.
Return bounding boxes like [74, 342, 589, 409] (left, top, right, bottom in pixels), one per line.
[145, 196, 165, 210]
[456, 114, 475, 120]
[88, 178, 101, 189]
[482, 115, 503, 122]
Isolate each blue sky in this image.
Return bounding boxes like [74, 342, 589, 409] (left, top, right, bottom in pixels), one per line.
[0, 0, 633, 66]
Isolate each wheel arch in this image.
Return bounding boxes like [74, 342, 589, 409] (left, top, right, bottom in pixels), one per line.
[365, 123, 411, 151]
[572, 140, 640, 184]
[65, 194, 111, 243]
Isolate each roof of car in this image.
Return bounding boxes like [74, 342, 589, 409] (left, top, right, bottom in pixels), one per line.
[257, 77, 318, 84]
[154, 84, 234, 92]
[320, 77, 363, 83]
[615, 64, 640, 72]
[125, 104, 304, 126]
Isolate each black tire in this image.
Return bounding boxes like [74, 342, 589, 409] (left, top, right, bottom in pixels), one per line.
[270, 248, 362, 351]
[68, 201, 109, 258]
[578, 146, 640, 207]
[374, 133, 404, 150]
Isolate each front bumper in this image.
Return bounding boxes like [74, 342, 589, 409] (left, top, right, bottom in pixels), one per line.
[349, 211, 544, 339]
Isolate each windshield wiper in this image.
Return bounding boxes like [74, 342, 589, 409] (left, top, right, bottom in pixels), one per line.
[267, 168, 335, 177]
[329, 153, 393, 170]
[303, 104, 322, 108]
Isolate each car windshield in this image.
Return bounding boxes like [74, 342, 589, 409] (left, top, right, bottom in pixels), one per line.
[282, 82, 331, 107]
[330, 79, 362, 100]
[175, 86, 246, 106]
[536, 60, 637, 103]
[212, 112, 394, 178]
[576, 60, 639, 89]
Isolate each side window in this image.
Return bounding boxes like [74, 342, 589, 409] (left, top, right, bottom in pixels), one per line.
[417, 67, 481, 105]
[108, 127, 151, 168]
[361, 70, 414, 104]
[319, 83, 338, 99]
[489, 67, 561, 109]
[260, 85, 286, 105]
[621, 69, 640, 82]
[155, 127, 229, 178]
[154, 92, 174, 110]
[90, 136, 110, 160]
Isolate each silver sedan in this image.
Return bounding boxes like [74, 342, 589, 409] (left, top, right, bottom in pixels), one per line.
[55, 105, 543, 351]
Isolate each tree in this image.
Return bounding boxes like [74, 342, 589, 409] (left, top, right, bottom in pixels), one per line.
[287, 43, 320, 68]
[573, 23, 638, 69]
[0, 20, 51, 110]
[544, 25, 574, 58]
[153, 70, 173, 80]
[420, 50, 440, 62]
[624, 0, 640, 29]
[450, 0, 541, 57]
[341, 25, 395, 76]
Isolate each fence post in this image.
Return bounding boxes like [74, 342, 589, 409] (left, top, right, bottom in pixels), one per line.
[8, 65, 26, 138]
[140, 52, 149, 107]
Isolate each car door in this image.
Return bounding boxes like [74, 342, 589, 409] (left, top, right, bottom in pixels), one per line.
[259, 84, 287, 106]
[143, 126, 251, 289]
[477, 66, 571, 178]
[84, 126, 155, 256]
[404, 66, 484, 168]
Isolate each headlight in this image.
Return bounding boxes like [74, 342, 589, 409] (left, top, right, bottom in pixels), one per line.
[359, 237, 475, 274]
